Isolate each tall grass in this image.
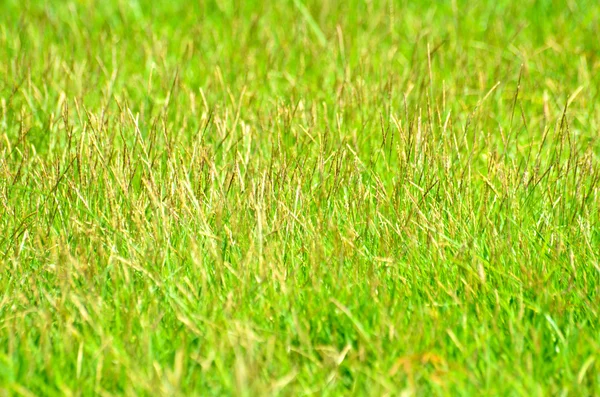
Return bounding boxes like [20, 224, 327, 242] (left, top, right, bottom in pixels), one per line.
[1, 0, 599, 395]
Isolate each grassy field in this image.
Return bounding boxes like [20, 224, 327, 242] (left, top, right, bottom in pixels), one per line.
[1, 0, 600, 395]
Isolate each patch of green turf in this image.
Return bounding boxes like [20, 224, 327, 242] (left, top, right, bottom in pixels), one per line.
[1, 0, 600, 395]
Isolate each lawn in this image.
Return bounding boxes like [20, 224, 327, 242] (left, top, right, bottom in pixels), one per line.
[1, 0, 600, 395]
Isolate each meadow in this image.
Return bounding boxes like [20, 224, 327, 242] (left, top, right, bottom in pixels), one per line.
[1, 0, 600, 395]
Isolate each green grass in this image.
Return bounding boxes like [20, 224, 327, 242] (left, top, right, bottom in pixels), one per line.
[1, 0, 600, 395]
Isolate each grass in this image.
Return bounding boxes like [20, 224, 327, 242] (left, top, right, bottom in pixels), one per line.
[1, 0, 600, 395]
